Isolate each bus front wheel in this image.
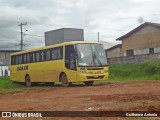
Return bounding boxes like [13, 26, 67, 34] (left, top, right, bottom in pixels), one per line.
[60, 74, 71, 87]
[25, 75, 32, 87]
[84, 81, 94, 86]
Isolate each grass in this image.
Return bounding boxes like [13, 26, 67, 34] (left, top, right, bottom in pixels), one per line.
[108, 61, 160, 82]
[1, 61, 160, 93]
[0, 77, 26, 93]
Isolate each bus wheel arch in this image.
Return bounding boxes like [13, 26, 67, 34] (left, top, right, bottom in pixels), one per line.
[59, 72, 65, 82]
[25, 74, 32, 87]
[59, 72, 71, 87]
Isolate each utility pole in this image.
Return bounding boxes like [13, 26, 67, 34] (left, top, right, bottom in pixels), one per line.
[98, 32, 100, 42]
[18, 22, 27, 51]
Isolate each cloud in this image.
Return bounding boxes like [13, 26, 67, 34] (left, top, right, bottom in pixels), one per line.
[0, 0, 160, 49]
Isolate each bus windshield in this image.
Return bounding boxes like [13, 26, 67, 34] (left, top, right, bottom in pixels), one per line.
[76, 43, 108, 67]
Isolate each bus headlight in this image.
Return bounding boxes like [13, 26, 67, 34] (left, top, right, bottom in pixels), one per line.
[80, 71, 87, 74]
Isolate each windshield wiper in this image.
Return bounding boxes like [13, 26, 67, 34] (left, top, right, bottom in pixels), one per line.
[92, 51, 102, 66]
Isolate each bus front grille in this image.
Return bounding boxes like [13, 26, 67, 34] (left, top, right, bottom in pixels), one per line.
[86, 75, 104, 79]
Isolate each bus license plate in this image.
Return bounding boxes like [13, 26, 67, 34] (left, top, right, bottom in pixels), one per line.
[93, 76, 99, 78]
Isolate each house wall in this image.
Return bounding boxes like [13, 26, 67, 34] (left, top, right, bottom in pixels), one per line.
[0, 51, 11, 66]
[107, 24, 160, 64]
[107, 46, 122, 58]
[0, 51, 16, 76]
[122, 25, 160, 56]
[0, 66, 10, 76]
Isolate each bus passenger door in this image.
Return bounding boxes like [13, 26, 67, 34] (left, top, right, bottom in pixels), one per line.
[65, 45, 77, 82]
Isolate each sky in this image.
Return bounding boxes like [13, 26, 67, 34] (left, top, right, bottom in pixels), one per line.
[0, 0, 160, 49]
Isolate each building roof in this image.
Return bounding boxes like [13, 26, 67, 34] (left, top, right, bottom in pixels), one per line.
[0, 50, 20, 52]
[0, 44, 34, 51]
[116, 22, 160, 41]
[106, 44, 122, 51]
[99, 41, 117, 49]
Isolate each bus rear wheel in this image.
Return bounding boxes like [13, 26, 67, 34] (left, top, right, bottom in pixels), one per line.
[25, 75, 32, 87]
[60, 74, 71, 87]
[84, 81, 94, 86]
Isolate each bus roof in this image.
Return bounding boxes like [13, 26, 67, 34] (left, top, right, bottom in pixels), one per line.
[11, 41, 102, 56]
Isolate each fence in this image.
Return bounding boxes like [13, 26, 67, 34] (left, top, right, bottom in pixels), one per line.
[108, 53, 160, 64]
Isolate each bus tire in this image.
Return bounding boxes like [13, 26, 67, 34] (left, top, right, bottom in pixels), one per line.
[25, 75, 32, 87]
[60, 73, 71, 87]
[84, 81, 94, 86]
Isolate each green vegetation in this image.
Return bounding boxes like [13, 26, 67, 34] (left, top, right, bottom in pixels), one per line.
[1, 61, 160, 93]
[109, 61, 160, 82]
[0, 77, 25, 93]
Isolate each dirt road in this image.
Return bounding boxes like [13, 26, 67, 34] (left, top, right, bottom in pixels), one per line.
[0, 80, 160, 112]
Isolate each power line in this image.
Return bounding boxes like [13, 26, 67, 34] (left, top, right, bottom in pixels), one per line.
[25, 34, 44, 38]
[25, 33, 122, 44]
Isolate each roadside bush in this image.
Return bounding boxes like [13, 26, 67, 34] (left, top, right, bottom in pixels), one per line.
[109, 61, 160, 81]
[144, 62, 160, 74]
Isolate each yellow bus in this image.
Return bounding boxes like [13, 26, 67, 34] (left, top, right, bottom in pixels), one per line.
[10, 41, 109, 87]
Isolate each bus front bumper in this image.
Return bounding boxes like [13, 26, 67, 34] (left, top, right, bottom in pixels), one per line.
[77, 73, 109, 82]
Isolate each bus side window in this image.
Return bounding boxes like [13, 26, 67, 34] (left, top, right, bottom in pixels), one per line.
[13, 56, 15, 65]
[51, 49, 57, 60]
[19, 55, 23, 64]
[11, 56, 15, 65]
[15, 56, 19, 65]
[33, 52, 36, 63]
[40, 51, 44, 62]
[36, 52, 40, 62]
[23, 54, 27, 64]
[30, 53, 33, 63]
[27, 54, 30, 63]
[57, 47, 63, 59]
[46, 50, 51, 61]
